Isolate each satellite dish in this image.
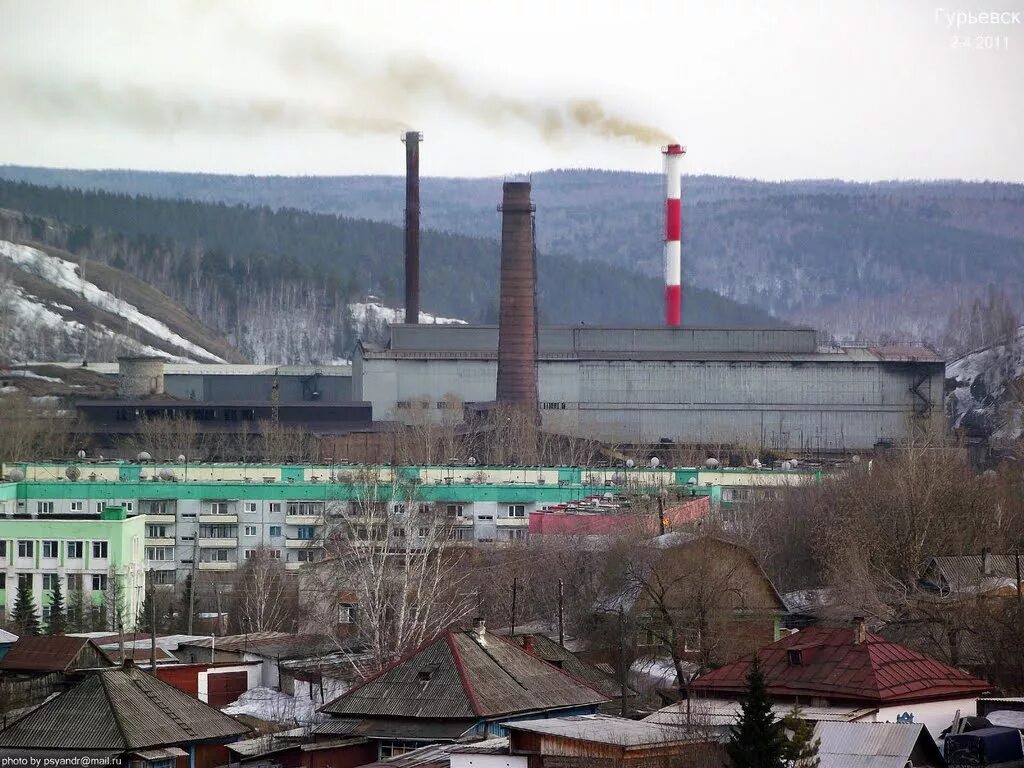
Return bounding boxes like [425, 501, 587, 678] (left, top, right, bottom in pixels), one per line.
[625, 459, 635, 468]
[649, 457, 660, 468]
[787, 458, 798, 468]
[8, 469, 25, 482]
[158, 468, 175, 481]
[65, 465, 81, 481]
[177, 454, 187, 464]
[137, 451, 152, 463]
[687, 477, 697, 486]
[76, 450, 86, 460]
[752, 458, 762, 469]
[704, 457, 720, 469]
[97, 454, 104, 462]
[851, 455, 861, 464]
[467, 457, 477, 467]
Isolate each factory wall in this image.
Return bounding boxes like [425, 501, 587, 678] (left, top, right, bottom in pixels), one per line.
[357, 355, 945, 451]
[163, 373, 352, 402]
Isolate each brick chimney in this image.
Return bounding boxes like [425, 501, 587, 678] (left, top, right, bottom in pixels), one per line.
[852, 616, 866, 645]
[523, 635, 535, 653]
[471, 617, 487, 647]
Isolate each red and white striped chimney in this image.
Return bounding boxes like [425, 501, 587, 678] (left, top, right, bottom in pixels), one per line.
[663, 144, 685, 327]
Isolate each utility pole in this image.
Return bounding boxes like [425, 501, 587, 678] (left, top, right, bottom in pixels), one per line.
[557, 579, 565, 648]
[657, 495, 666, 537]
[187, 538, 198, 635]
[511, 577, 518, 637]
[618, 607, 627, 718]
[149, 569, 157, 671]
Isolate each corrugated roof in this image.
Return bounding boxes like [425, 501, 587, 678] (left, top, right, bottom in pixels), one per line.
[0, 635, 108, 672]
[924, 555, 1022, 593]
[0, 628, 19, 643]
[504, 715, 696, 747]
[814, 722, 942, 768]
[312, 718, 476, 740]
[0, 665, 249, 750]
[360, 737, 509, 767]
[690, 626, 990, 704]
[643, 701, 877, 726]
[320, 629, 608, 720]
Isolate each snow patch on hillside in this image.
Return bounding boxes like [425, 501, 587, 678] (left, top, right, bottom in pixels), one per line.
[347, 301, 467, 329]
[0, 241, 225, 363]
[946, 326, 1024, 441]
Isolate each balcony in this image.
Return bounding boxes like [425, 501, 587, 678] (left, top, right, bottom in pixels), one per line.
[198, 537, 238, 548]
[285, 561, 306, 571]
[286, 515, 323, 525]
[198, 561, 237, 571]
[145, 537, 176, 547]
[497, 517, 529, 527]
[285, 538, 323, 549]
[144, 514, 176, 524]
[199, 514, 238, 524]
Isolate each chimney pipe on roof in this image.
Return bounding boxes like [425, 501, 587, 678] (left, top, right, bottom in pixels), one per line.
[523, 635, 535, 653]
[496, 181, 538, 409]
[852, 616, 866, 645]
[403, 131, 422, 325]
[471, 617, 487, 646]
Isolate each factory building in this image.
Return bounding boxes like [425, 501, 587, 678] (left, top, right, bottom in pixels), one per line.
[355, 324, 945, 453]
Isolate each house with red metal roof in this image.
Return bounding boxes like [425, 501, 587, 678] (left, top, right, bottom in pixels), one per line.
[689, 620, 990, 736]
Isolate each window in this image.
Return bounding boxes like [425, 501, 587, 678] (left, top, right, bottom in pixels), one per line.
[17, 540, 33, 558]
[0, 573, 5, 589]
[379, 741, 422, 758]
[42, 605, 52, 621]
[42, 573, 59, 591]
[297, 549, 317, 562]
[507, 528, 527, 540]
[67, 541, 83, 559]
[208, 501, 229, 515]
[243, 549, 256, 560]
[18, 573, 32, 590]
[244, 525, 257, 536]
[199, 524, 237, 538]
[446, 504, 464, 518]
[338, 604, 355, 624]
[417, 527, 430, 537]
[477, 514, 494, 521]
[683, 626, 701, 653]
[147, 525, 169, 538]
[92, 541, 108, 559]
[392, 527, 406, 538]
[269, 526, 282, 537]
[507, 504, 526, 518]
[146, 500, 172, 515]
[202, 549, 230, 562]
[42, 540, 59, 558]
[96, 502, 104, 513]
[268, 549, 281, 559]
[146, 546, 173, 561]
[70, 501, 83, 512]
[36, 501, 54, 514]
[243, 502, 258, 513]
[296, 526, 316, 540]
[67, 574, 82, 590]
[287, 501, 324, 516]
[0, 540, 5, 558]
[152, 570, 176, 585]
[269, 503, 281, 513]
[125, 502, 133, 511]
[449, 528, 468, 541]
[92, 574, 108, 591]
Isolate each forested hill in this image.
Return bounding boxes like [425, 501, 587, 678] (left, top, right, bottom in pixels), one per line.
[5, 165, 1020, 344]
[0, 180, 778, 364]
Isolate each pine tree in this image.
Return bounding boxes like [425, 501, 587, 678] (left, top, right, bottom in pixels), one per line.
[67, 588, 86, 632]
[782, 706, 821, 768]
[47, 578, 68, 635]
[727, 655, 785, 768]
[11, 578, 42, 636]
[135, 590, 151, 634]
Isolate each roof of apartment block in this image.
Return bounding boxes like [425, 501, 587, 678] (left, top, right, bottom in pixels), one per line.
[0, 664, 249, 750]
[690, 626, 990, 704]
[320, 628, 608, 720]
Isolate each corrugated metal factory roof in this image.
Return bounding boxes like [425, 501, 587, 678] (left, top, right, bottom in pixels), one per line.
[813, 722, 942, 768]
[0, 665, 249, 749]
[320, 629, 608, 720]
[503, 714, 696, 747]
[46, 363, 353, 376]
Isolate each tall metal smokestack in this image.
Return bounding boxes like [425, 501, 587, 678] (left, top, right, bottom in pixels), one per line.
[663, 144, 685, 327]
[496, 181, 538, 409]
[403, 131, 422, 324]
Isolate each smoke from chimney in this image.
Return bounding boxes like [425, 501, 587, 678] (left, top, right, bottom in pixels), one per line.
[496, 182, 538, 409]
[663, 144, 685, 327]
[403, 131, 422, 324]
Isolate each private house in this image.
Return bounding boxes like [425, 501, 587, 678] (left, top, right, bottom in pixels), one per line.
[609, 534, 787, 670]
[316, 619, 609, 760]
[689, 621, 991, 736]
[921, 551, 1023, 597]
[0, 662, 249, 767]
[0, 634, 111, 674]
[0, 628, 16, 661]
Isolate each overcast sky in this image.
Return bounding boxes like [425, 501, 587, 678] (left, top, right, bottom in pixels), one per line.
[1, 0, 1022, 180]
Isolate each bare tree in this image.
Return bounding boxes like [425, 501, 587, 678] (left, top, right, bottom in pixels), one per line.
[232, 547, 295, 634]
[309, 471, 473, 671]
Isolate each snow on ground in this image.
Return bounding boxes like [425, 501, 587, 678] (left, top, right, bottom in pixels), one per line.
[221, 687, 323, 726]
[946, 326, 1024, 440]
[0, 241, 226, 363]
[4, 369, 62, 382]
[347, 301, 467, 328]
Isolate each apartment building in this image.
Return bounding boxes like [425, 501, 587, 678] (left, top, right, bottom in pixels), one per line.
[0, 505, 145, 627]
[1, 462, 817, 584]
